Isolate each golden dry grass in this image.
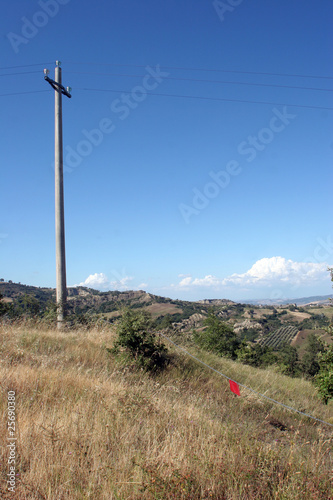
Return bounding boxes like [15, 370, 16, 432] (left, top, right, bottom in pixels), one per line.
[284, 311, 312, 322]
[144, 303, 183, 318]
[309, 306, 333, 319]
[0, 322, 332, 499]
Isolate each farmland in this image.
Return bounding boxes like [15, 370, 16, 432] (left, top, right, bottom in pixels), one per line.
[260, 325, 299, 349]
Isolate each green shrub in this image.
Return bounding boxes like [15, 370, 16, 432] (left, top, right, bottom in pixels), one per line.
[236, 342, 277, 367]
[314, 344, 333, 404]
[113, 309, 169, 372]
[277, 344, 300, 377]
[301, 334, 326, 378]
[193, 313, 240, 359]
[154, 313, 173, 330]
[0, 293, 11, 316]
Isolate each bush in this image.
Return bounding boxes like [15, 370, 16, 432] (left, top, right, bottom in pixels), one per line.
[113, 309, 169, 372]
[313, 268, 333, 403]
[154, 313, 173, 330]
[238, 327, 259, 342]
[314, 344, 333, 404]
[0, 293, 11, 317]
[301, 334, 326, 378]
[277, 344, 300, 377]
[193, 313, 240, 359]
[236, 342, 277, 367]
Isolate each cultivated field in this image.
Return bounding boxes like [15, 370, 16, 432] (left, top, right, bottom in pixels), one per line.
[0, 322, 332, 499]
[260, 325, 299, 349]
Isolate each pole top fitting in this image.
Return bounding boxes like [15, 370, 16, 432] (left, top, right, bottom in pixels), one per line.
[55, 60, 62, 67]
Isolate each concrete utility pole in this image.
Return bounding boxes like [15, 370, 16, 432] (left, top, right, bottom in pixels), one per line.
[44, 61, 71, 329]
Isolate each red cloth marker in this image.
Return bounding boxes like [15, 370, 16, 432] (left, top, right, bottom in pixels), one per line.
[229, 380, 240, 396]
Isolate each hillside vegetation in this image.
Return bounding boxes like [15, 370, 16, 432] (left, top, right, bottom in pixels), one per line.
[1, 282, 332, 350]
[0, 321, 332, 499]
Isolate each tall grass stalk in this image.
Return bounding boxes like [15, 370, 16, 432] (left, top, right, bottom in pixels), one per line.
[0, 322, 332, 499]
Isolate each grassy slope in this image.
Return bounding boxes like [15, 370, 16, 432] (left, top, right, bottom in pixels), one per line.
[0, 323, 332, 500]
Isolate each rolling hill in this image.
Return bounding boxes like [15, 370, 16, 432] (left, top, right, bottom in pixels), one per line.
[1, 282, 332, 350]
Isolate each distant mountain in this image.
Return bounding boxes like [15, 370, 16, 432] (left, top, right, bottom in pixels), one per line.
[196, 298, 235, 306]
[0, 282, 207, 321]
[242, 295, 333, 306]
[1, 281, 332, 309]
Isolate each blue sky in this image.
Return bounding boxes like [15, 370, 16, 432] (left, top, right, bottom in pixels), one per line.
[1, 0, 332, 301]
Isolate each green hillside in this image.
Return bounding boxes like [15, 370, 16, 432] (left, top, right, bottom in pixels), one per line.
[1, 282, 332, 351]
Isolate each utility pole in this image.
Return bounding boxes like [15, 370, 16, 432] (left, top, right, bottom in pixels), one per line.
[44, 61, 71, 329]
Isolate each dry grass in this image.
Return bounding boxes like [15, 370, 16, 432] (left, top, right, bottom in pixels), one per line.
[291, 330, 333, 354]
[144, 303, 183, 318]
[309, 306, 333, 319]
[0, 321, 332, 499]
[244, 308, 274, 319]
[284, 311, 312, 322]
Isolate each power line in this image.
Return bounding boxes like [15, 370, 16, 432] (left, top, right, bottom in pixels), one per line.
[1, 61, 332, 81]
[64, 61, 333, 81]
[75, 87, 333, 111]
[159, 332, 333, 428]
[0, 90, 51, 97]
[67, 71, 333, 93]
[1, 87, 331, 111]
[0, 62, 53, 70]
[0, 71, 41, 77]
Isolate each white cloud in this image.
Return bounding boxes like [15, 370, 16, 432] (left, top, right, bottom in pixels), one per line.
[192, 275, 221, 287]
[174, 257, 331, 291]
[179, 276, 193, 287]
[110, 276, 133, 289]
[223, 257, 329, 286]
[77, 273, 134, 291]
[75, 257, 331, 298]
[78, 272, 110, 289]
[177, 275, 221, 288]
[137, 282, 148, 289]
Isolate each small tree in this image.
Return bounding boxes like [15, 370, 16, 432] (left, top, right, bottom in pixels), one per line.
[314, 344, 333, 404]
[0, 293, 10, 316]
[113, 309, 169, 372]
[194, 312, 240, 359]
[313, 268, 333, 403]
[301, 334, 326, 378]
[236, 342, 277, 367]
[21, 294, 40, 317]
[236, 342, 262, 366]
[311, 268, 333, 402]
[158, 313, 173, 330]
[277, 344, 300, 377]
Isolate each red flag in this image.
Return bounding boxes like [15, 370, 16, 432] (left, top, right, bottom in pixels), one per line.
[229, 380, 240, 396]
